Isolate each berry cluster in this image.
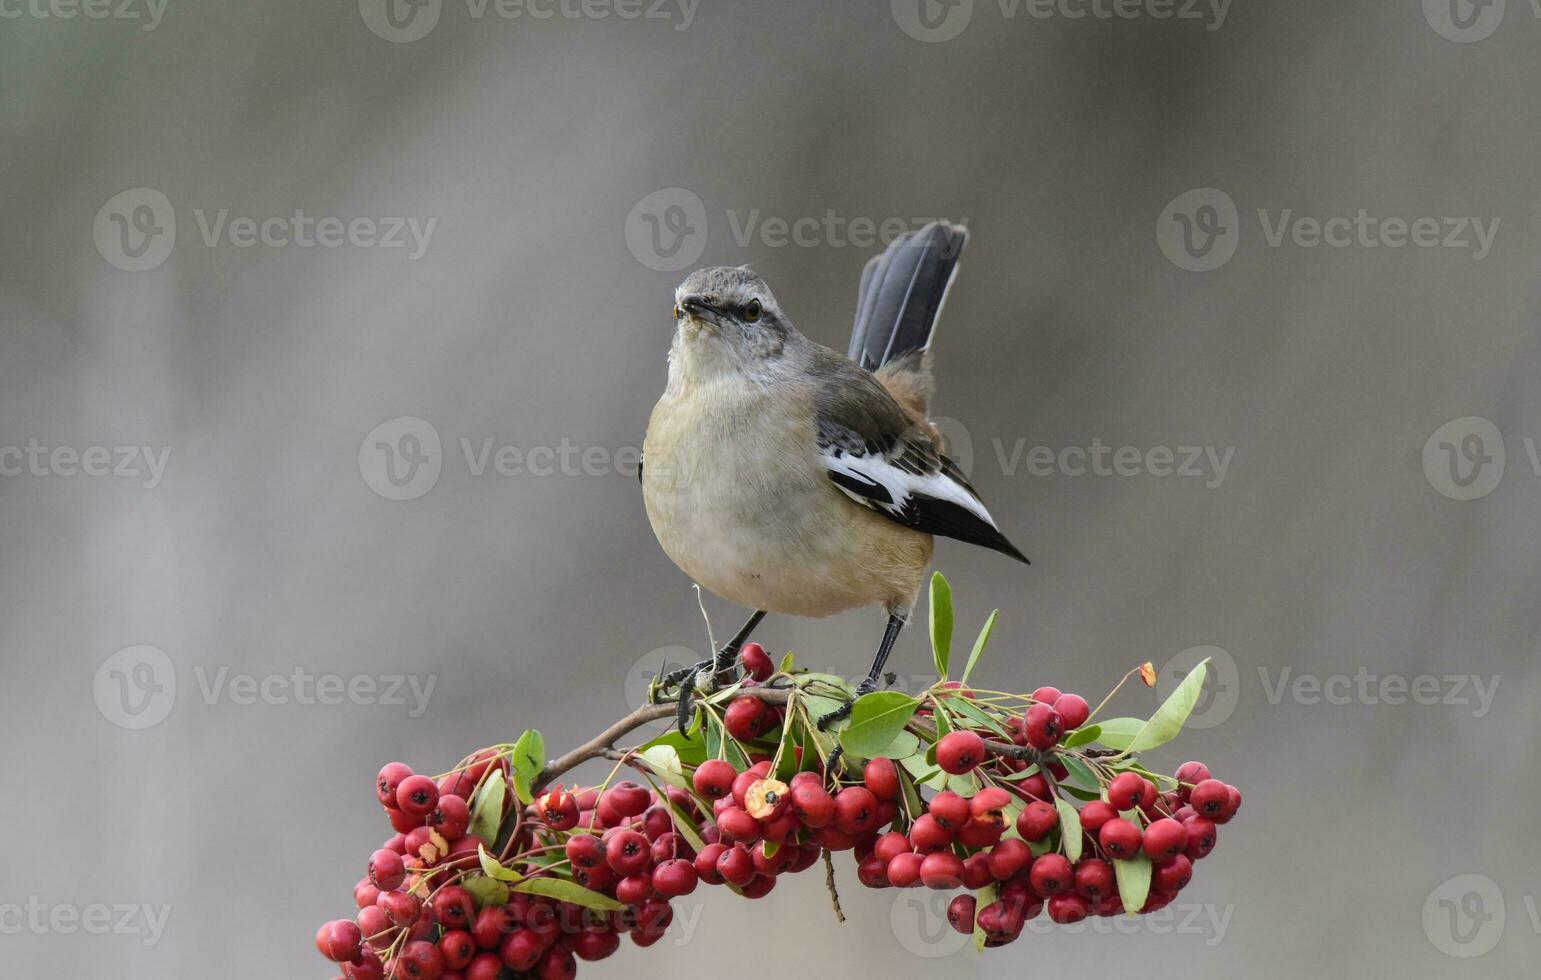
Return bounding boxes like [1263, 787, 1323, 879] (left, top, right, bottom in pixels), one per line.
[318, 612, 1237, 974]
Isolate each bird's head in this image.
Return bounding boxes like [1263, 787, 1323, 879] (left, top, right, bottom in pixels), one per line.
[668, 266, 792, 381]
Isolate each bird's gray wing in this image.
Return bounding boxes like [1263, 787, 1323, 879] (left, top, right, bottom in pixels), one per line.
[812, 355, 1027, 563]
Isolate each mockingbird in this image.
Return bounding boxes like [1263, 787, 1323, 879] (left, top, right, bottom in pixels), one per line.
[641, 222, 1027, 732]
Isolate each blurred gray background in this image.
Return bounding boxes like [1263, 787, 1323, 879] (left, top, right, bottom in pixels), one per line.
[2, 0, 1538, 976]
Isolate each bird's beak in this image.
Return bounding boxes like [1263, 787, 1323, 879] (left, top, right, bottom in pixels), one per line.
[677, 295, 724, 330]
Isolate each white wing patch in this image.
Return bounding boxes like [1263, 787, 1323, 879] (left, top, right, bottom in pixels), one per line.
[822, 446, 1000, 530]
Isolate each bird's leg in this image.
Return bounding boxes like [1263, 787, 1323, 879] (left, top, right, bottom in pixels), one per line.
[818, 613, 906, 730]
[653, 610, 767, 734]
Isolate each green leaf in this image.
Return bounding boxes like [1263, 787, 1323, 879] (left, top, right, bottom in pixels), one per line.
[960, 609, 998, 684]
[900, 754, 947, 790]
[663, 797, 708, 852]
[641, 729, 706, 767]
[897, 768, 923, 826]
[838, 692, 920, 758]
[773, 714, 801, 782]
[1054, 798, 1083, 863]
[511, 877, 626, 911]
[462, 875, 508, 907]
[1127, 659, 1210, 754]
[705, 716, 750, 770]
[477, 844, 522, 882]
[1090, 717, 1145, 751]
[1114, 854, 1153, 915]
[1060, 725, 1101, 749]
[876, 729, 920, 760]
[778, 650, 796, 673]
[1059, 755, 1098, 790]
[929, 572, 954, 678]
[973, 883, 997, 953]
[1059, 785, 1101, 802]
[800, 694, 847, 723]
[639, 744, 688, 790]
[943, 696, 1011, 739]
[469, 770, 507, 844]
[510, 730, 545, 805]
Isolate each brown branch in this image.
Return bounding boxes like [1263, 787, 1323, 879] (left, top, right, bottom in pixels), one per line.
[822, 848, 846, 923]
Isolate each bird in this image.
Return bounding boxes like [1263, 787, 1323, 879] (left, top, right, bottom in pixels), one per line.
[639, 222, 1027, 733]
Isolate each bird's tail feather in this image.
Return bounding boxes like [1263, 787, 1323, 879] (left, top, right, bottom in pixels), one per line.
[848, 221, 968, 377]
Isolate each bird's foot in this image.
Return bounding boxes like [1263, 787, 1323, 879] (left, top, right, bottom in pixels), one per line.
[815, 675, 884, 731]
[652, 655, 740, 735]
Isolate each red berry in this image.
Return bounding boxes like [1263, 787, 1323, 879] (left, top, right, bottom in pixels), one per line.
[1047, 893, 1090, 924]
[874, 831, 911, 864]
[398, 940, 446, 980]
[438, 770, 478, 800]
[572, 861, 614, 892]
[537, 787, 579, 831]
[833, 786, 880, 836]
[1099, 817, 1142, 859]
[986, 838, 1032, 880]
[1016, 800, 1058, 841]
[499, 929, 544, 972]
[1029, 853, 1072, 896]
[739, 874, 777, 898]
[368, 849, 406, 891]
[378, 891, 421, 928]
[920, 851, 965, 889]
[1023, 703, 1063, 749]
[1190, 778, 1228, 817]
[604, 781, 651, 818]
[395, 775, 440, 817]
[1174, 761, 1211, 796]
[564, 834, 603, 869]
[1074, 857, 1115, 899]
[947, 895, 976, 934]
[316, 919, 363, 962]
[1107, 771, 1147, 811]
[439, 931, 477, 971]
[1215, 784, 1241, 823]
[724, 696, 772, 740]
[1031, 686, 1062, 703]
[470, 906, 516, 951]
[1154, 853, 1193, 892]
[976, 900, 1026, 943]
[739, 642, 774, 681]
[958, 816, 1005, 849]
[789, 781, 836, 827]
[1142, 818, 1188, 863]
[431, 886, 475, 930]
[863, 757, 900, 800]
[537, 945, 577, 980]
[466, 953, 503, 980]
[716, 844, 755, 886]
[970, 786, 1012, 827]
[692, 759, 737, 800]
[1078, 800, 1117, 832]
[927, 791, 970, 829]
[377, 763, 414, 809]
[605, 829, 651, 875]
[886, 851, 924, 887]
[1053, 693, 1090, 729]
[857, 854, 891, 888]
[908, 812, 953, 852]
[652, 858, 698, 897]
[936, 730, 985, 774]
[616, 873, 653, 905]
[1185, 817, 1218, 859]
[694, 842, 728, 884]
[429, 795, 470, 841]
[714, 806, 760, 843]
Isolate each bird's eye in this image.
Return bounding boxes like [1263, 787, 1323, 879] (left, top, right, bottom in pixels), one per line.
[743, 299, 762, 322]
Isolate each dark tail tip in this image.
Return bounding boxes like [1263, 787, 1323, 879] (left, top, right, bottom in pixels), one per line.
[848, 221, 968, 371]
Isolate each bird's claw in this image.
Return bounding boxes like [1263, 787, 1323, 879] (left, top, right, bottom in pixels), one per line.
[815, 676, 881, 731]
[652, 657, 737, 736]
